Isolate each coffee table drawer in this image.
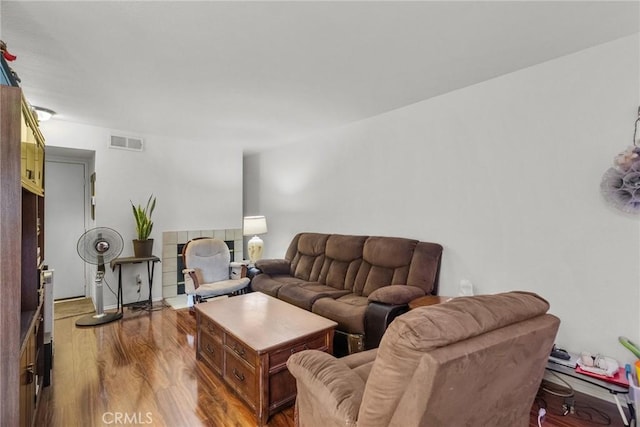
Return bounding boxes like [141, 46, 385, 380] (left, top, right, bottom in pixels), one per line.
[199, 332, 223, 374]
[225, 350, 257, 408]
[270, 334, 329, 369]
[226, 334, 256, 367]
[200, 315, 223, 339]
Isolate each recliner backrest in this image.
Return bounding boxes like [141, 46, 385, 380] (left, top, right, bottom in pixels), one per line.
[356, 292, 559, 427]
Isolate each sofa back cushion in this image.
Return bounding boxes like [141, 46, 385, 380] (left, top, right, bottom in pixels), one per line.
[406, 241, 443, 294]
[354, 237, 417, 296]
[288, 233, 329, 281]
[283, 233, 442, 294]
[357, 292, 553, 427]
[319, 234, 367, 290]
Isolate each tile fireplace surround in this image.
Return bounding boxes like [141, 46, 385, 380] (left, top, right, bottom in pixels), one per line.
[162, 228, 244, 298]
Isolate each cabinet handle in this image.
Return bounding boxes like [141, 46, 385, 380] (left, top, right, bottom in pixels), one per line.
[206, 344, 214, 354]
[233, 344, 245, 358]
[232, 368, 245, 382]
[207, 324, 215, 333]
[26, 364, 34, 384]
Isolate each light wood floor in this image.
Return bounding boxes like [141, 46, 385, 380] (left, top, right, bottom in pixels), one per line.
[36, 303, 625, 427]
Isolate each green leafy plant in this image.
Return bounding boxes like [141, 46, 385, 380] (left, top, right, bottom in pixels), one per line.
[131, 195, 156, 240]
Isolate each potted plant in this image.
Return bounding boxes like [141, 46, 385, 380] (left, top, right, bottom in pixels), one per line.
[131, 194, 156, 258]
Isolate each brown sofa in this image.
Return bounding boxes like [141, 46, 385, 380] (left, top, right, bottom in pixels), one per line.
[287, 291, 560, 427]
[251, 232, 443, 352]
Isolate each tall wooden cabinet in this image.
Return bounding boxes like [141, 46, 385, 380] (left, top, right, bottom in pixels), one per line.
[0, 84, 47, 426]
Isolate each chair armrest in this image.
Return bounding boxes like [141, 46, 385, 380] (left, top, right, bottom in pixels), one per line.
[367, 285, 426, 305]
[182, 268, 200, 291]
[229, 261, 248, 267]
[229, 263, 248, 279]
[287, 350, 365, 426]
[254, 258, 291, 275]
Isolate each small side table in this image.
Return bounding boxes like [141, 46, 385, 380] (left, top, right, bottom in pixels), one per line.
[408, 295, 453, 310]
[546, 362, 631, 425]
[110, 256, 161, 311]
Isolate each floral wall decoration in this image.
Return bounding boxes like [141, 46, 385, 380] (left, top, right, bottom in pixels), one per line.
[601, 108, 640, 213]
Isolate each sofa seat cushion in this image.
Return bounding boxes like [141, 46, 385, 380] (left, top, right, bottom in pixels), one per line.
[251, 274, 309, 297]
[312, 294, 369, 334]
[278, 282, 351, 311]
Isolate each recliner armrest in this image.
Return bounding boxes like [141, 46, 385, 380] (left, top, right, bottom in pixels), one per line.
[364, 302, 409, 350]
[287, 350, 364, 426]
[367, 285, 426, 305]
[254, 258, 291, 275]
[247, 266, 261, 280]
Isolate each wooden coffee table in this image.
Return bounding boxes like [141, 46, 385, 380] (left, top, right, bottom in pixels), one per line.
[195, 292, 337, 425]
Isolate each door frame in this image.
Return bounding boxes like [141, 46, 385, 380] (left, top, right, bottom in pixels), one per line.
[44, 147, 96, 298]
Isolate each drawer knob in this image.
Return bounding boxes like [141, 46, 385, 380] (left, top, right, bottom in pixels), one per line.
[232, 368, 245, 382]
[206, 344, 214, 354]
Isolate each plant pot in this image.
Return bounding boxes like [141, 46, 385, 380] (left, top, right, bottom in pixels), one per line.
[133, 239, 154, 258]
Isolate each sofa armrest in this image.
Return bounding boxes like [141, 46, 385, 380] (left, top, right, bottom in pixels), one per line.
[254, 258, 291, 275]
[247, 266, 261, 280]
[287, 350, 365, 427]
[367, 285, 426, 305]
[364, 302, 409, 350]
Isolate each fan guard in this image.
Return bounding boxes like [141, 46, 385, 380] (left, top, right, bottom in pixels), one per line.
[77, 227, 123, 266]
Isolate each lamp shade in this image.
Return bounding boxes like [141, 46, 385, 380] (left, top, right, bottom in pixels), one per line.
[243, 216, 267, 236]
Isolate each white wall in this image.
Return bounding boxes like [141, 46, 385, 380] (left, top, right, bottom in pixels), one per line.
[41, 120, 243, 307]
[245, 34, 640, 371]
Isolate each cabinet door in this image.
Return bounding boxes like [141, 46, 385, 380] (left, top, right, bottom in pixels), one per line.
[20, 100, 44, 195]
[20, 331, 36, 427]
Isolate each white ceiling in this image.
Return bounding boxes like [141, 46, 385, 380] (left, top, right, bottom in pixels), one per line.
[1, 1, 638, 153]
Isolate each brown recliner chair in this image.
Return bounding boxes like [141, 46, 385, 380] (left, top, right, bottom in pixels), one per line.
[287, 291, 559, 427]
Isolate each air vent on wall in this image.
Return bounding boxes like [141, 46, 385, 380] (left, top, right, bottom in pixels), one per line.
[109, 134, 144, 152]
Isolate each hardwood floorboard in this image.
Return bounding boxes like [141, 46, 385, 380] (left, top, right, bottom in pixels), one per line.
[36, 303, 628, 426]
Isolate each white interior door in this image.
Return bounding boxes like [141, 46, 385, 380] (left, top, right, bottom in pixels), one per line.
[45, 161, 87, 300]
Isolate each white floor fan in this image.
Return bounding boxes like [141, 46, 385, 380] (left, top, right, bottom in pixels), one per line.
[75, 227, 124, 327]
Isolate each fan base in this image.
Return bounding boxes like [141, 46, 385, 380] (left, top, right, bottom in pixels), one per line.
[75, 311, 123, 327]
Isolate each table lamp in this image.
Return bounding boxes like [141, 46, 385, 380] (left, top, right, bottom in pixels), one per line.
[243, 216, 268, 264]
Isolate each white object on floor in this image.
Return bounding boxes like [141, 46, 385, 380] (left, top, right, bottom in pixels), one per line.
[164, 295, 190, 310]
